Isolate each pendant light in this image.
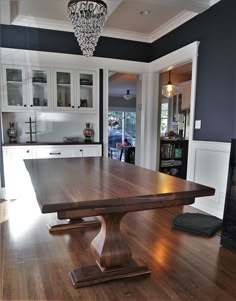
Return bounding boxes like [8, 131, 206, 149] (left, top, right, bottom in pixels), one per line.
[162, 70, 177, 98]
[123, 90, 134, 100]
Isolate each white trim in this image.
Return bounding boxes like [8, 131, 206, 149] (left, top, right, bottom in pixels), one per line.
[210, 0, 221, 5]
[148, 41, 199, 173]
[0, 48, 148, 72]
[103, 69, 109, 158]
[102, 28, 151, 43]
[150, 11, 198, 43]
[12, 15, 73, 32]
[11, 11, 198, 43]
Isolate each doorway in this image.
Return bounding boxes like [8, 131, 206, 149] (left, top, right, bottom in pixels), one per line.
[149, 41, 199, 177]
[158, 63, 192, 179]
[108, 72, 138, 164]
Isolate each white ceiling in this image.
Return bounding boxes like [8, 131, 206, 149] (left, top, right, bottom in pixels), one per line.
[0, 0, 220, 42]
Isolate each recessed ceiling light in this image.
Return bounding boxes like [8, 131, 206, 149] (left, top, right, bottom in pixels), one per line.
[139, 10, 151, 16]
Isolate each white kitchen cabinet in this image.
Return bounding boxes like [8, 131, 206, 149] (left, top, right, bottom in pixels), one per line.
[76, 70, 98, 113]
[53, 68, 98, 113]
[3, 144, 102, 198]
[33, 145, 76, 159]
[77, 145, 102, 157]
[28, 67, 52, 111]
[3, 146, 33, 198]
[1, 64, 99, 114]
[53, 68, 75, 111]
[1, 65, 28, 111]
[1, 65, 52, 112]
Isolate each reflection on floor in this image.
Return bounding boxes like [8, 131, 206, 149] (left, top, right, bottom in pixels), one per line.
[1, 196, 236, 300]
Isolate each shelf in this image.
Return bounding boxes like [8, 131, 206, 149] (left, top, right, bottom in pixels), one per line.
[80, 85, 93, 88]
[7, 81, 22, 84]
[57, 83, 71, 86]
[160, 160, 182, 168]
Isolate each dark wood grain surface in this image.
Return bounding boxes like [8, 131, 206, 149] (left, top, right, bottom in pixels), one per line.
[2, 200, 236, 300]
[24, 157, 215, 214]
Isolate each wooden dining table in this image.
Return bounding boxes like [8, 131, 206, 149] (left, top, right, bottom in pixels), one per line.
[24, 157, 215, 288]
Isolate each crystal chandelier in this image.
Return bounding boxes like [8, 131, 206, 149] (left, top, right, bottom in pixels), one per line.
[162, 70, 178, 98]
[68, 0, 107, 57]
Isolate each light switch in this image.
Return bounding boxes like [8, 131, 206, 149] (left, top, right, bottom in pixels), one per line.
[195, 120, 201, 129]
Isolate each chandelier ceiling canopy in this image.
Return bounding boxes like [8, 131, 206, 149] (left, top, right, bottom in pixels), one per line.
[162, 70, 178, 98]
[67, 0, 107, 57]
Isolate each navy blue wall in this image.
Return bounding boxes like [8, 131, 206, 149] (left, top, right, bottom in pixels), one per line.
[0, 0, 235, 142]
[0, 25, 151, 63]
[151, 0, 236, 142]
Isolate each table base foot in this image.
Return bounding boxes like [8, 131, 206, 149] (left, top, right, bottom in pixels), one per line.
[69, 259, 151, 288]
[48, 217, 100, 233]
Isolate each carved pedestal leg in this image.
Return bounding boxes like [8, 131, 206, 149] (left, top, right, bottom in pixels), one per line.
[69, 212, 151, 288]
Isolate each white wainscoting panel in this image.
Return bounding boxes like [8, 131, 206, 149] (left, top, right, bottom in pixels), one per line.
[187, 141, 231, 218]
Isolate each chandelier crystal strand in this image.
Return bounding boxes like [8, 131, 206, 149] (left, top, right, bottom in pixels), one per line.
[68, 0, 107, 57]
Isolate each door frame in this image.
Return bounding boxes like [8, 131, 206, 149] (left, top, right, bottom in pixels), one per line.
[149, 41, 200, 177]
[103, 69, 147, 166]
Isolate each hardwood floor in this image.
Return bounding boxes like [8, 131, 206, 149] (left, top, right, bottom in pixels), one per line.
[1, 195, 236, 301]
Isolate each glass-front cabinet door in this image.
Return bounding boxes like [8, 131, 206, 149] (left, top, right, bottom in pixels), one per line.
[29, 67, 51, 110]
[54, 69, 74, 111]
[77, 70, 97, 113]
[2, 65, 28, 110]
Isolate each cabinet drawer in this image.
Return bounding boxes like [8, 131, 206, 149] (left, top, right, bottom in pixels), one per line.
[78, 145, 102, 157]
[34, 147, 76, 159]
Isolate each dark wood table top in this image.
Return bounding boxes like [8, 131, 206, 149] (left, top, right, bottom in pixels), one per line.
[24, 157, 215, 214]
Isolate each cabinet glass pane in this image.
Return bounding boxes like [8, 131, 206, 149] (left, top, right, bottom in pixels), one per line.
[6, 69, 23, 106]
[79, 73, 93, 108]
[32, 70, 49, 107]
[56, 72, 71, 108]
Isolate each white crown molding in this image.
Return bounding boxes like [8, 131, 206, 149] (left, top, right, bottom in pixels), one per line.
[210, 0, 221, 5]
[102, 28, 151, 43]
[11, 10, 198, 44]
[150, 11, 198, 42]
[11, 15, 74, 32]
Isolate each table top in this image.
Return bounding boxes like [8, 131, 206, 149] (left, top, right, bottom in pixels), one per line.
[24, 157, 215, 214]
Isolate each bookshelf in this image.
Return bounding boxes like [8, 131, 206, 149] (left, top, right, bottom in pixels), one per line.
[159, 140, 188, 179]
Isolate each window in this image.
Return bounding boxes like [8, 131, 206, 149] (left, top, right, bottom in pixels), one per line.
[160, 102, 169, 136]
[108, 111, 136, 149]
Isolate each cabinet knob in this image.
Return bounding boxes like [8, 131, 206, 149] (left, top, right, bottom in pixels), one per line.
[24, 104, 27, 107]
[26, 150, 30, 153]
[72, 106, 74, 108]
[30, 105, 33, 107]
[78, 106, 80, 108]
[80, 149, 83, 152]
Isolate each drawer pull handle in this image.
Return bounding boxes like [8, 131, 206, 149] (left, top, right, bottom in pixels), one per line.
[49, 152, 61, 155]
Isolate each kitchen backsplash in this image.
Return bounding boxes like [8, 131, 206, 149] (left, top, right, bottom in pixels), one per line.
[2, 112, 98, 143]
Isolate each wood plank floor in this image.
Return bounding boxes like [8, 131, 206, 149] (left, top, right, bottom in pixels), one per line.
[1, 195, 236, 301]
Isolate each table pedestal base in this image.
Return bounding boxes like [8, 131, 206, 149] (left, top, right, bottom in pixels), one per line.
[69, 259, 151, 288]
[48, 217, 100, 233]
